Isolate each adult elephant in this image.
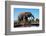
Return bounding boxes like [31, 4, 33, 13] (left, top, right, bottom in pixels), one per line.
[18, 12, 34, 21]
[18, 12, 34, 26]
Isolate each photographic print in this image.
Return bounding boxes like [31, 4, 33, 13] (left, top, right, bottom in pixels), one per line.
[14, 8, 39, 27]
[5, 1, 45, 35]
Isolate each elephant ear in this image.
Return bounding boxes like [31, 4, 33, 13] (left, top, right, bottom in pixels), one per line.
[25, 12, 32, 17]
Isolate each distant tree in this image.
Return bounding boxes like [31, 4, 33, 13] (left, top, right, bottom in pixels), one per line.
[32, 19, 34, 23]
[36, 18, 39, 21]
[36, 18, 39, 23]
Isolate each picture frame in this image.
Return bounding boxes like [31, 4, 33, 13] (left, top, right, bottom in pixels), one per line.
[5, 1, 45, 35]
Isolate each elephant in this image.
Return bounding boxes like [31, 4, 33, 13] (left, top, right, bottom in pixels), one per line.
[18, 12, 34, 22]
[18, 12, 34, 25]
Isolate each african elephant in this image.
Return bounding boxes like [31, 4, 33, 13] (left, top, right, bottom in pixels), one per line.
[18, 12, 34, 26]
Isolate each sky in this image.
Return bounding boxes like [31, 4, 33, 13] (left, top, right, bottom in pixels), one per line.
[14, 8, 39, 21]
